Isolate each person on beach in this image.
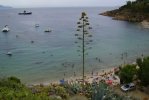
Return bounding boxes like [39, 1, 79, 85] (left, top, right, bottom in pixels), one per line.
[91, 70, 93, 76]
[74, 72, 76, 77]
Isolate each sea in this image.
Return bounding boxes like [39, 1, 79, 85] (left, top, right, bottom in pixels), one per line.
[0, 7, 149, 84]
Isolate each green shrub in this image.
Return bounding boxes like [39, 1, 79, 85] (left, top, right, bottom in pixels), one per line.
[119, 64, 137, 84]
[8, 76, 21, 83]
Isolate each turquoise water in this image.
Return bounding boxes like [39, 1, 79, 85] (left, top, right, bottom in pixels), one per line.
[0, 7, 149, 84]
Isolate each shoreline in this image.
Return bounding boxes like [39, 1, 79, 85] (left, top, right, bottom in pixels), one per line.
[26, 59, 139, 86]
[141, 20, 149, 29]
[26, 66, 120, 86]
[100, 11, 149, 29]
[99, 7, 149, 29]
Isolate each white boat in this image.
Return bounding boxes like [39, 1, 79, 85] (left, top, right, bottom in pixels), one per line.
[35, 24, 39, 27]
[6, 52, 12, 56]
[44, 29, 52, 32]
[2, 25, 10, 32]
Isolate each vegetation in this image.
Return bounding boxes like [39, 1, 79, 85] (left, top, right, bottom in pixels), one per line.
[118, 56, 149, 87]
[0, 76, 32, 100]
[0, 76, 133, 100]
[120, 0, 149, 13]
[136, 57, 149, 86]
[119, 64, 137, 84]
[100, 0, 149, 22]
[75, 12, 93, 82]
[0, 76, 75, 99]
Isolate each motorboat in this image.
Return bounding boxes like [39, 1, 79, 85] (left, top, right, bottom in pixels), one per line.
[6, 52, 12, 56]
[18, 10, 32, 15]
[35, 24, 40, 27]
[2, 25, 10, 32]
[44, 29, 52, 32]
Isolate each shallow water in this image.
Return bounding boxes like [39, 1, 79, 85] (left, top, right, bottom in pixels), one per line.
[0, 7, 149, 84]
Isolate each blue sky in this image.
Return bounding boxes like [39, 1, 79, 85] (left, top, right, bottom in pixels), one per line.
[0, 0, 135, 8]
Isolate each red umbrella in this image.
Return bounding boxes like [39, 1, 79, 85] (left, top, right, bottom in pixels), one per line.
[106, 80, 113, 85]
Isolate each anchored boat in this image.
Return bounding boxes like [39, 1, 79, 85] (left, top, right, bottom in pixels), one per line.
[2, 25, 10, 32]
[18, 10, 32, 15]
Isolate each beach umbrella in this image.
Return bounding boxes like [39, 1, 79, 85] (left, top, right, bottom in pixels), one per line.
[60, 79, 65, 84]
[106, 80, 113, 85]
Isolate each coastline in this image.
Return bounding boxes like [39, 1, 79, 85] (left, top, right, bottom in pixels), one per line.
[26, 66, 120, 86]
[100, 11, 149, 29]
[141, 20, 149, 29]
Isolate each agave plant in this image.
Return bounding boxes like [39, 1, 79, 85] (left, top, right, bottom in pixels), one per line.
[75, 12, 93, 83]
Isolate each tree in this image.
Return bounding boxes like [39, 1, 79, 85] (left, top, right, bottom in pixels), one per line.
[126, 1, 132, 8]
[75, 12, 93, 83]
[137, 57, 149, 86]
[119, 64, 137, 84]
[136, 0, 145, 2]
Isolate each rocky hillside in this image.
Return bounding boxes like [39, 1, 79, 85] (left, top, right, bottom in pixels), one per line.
[100, 0, 149, 22]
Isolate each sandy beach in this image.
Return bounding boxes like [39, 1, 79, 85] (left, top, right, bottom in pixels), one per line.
[30, 66, 120, 87]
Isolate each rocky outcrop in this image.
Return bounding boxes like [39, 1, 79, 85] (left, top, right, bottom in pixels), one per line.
[100, 9, 149, 22]
[141, 20, 149, 28]
[100, 8, 149, 28]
